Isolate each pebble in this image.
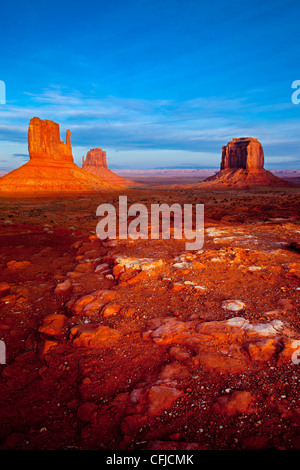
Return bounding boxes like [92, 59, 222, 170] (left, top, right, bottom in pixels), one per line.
[221, 300, 246, 312]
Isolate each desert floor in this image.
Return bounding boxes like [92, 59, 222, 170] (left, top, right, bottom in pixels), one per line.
[0, 180, 299, 450]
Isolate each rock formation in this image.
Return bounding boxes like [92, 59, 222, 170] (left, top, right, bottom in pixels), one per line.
[82, 148, 136, 186]
[201, 137, 291, 188]
[0, 117, 120, 194]
[83, 148, 107, 168]
[220, 137, 264, 171]
[28, 117, 73, 164]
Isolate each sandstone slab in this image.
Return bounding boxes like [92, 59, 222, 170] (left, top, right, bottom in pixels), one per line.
[38, 313, 68, 337]
[146, 316, 299, 373]
[70, 324, 122, 349]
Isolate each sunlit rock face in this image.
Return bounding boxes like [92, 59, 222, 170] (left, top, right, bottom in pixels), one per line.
[28, 117, 73, 164]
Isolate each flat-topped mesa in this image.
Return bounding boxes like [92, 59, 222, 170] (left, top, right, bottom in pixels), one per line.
[221, 137, 264, 171]
[28, 117, 73, 164]
[200, 137, 292, 188]
[82, 148, 107, 169]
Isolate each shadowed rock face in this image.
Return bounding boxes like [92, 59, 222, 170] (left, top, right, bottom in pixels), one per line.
[28, 117, 73, 164]
[82, 148, 136, 186]
[201, 137, 291, 188]
[0, 117, 120, 194]
[221, 137, 264, 171]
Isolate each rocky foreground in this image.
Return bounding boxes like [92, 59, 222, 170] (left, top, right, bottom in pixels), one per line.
[0, 187, 299, 450]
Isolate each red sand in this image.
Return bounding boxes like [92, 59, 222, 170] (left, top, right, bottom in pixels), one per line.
[0, 183, 299, 450]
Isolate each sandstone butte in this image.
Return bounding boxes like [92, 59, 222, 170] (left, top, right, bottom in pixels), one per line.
[0, 117, 121, 195]
[200, 137, 292, 189]
[82, 148, 136, 186]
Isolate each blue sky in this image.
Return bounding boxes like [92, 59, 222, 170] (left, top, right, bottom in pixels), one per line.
[0, 0, 300, 171]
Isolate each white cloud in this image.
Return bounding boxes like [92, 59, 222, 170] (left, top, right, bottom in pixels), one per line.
[1, 87, 300, 170]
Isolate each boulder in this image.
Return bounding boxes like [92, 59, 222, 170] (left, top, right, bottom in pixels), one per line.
[38, 313, 68, 337]
[70, 323, 122, 349]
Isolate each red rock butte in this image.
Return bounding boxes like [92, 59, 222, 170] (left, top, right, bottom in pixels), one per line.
[201, 137, 291, 188]
[28, 117, 74, 165]
[82, 148, 136, 186]
[0, 117, 120, 195]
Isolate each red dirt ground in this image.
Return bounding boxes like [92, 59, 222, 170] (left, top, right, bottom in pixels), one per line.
[0, 183, 299, 450]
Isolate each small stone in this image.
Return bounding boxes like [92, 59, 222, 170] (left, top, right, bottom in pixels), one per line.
[94, 263, 109, 273]
[221, 300, 246, 312]
[171, 283, 186, 292]
[38, 314, 68, 337]
[54, 279, 72, 296]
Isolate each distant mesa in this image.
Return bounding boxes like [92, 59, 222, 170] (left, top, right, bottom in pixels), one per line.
[201, 137, 292, 188]
[83, 148, 107, 168]
[0, 117, 120, 195]
[82, 148, 137, 186]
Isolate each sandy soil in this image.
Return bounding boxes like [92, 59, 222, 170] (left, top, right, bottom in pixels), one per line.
[0, 180, 300, 450]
